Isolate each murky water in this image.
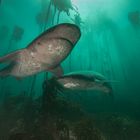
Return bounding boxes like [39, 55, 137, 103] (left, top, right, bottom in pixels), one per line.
[0, 0, 140, 139]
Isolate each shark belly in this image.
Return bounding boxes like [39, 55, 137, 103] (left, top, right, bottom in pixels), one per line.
[11, 51, 47, 77]
[12, 61, 43, 77]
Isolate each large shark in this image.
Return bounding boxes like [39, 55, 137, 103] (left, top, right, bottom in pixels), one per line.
[48, 71, 113, 96]
[0, 23, 81, 79]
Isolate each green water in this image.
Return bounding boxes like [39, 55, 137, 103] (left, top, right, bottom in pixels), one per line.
[0, 0, 140, 139]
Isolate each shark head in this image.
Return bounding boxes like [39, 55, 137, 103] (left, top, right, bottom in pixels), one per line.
[39, 23, 81, 46]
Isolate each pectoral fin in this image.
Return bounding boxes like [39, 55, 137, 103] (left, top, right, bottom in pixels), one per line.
[0, 51, 20, 64]
[0, 63, 14, 78]
[49, 65, 64, 77]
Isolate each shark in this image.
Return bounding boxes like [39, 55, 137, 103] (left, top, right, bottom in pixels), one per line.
[48, 71, 113, 96]
[0, 23, 81, 79]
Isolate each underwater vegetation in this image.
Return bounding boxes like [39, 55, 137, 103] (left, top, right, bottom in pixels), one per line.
[70, 13, 84, 27]
[11, 26, 24, 42]
[35, 0, 80, 31]
[5, 25, 24, 53]
[0, 68, 114, 139]
[72, 119, 105, 140]
[0, 80, 100, 139]
[128, 10, 140, 29]
[43, 0, 78, 25]
[0, 86, 140, 140]
[36, 0, 83, 32]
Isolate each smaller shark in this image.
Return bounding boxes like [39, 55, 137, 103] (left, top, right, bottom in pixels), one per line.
[0, 23, 81, 79]
[48, 71, 113, 96]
